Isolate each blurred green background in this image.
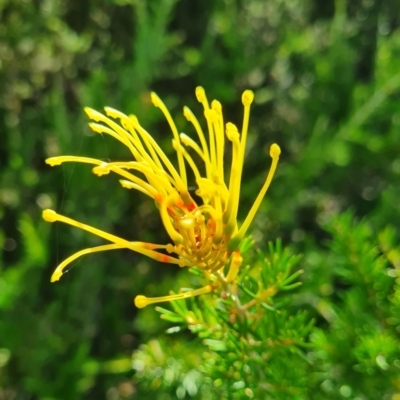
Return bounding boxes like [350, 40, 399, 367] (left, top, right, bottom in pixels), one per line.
[1, 0, 400, 399]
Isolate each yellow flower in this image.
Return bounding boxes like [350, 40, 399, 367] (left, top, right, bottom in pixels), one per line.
[43, 87, 281, 308]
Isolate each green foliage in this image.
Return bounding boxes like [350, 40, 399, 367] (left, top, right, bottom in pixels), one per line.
[308, 212, 400, 399]
[143, 239, 312, 399]
[134, 215, 400, 399]
[1, 0, 400, 399]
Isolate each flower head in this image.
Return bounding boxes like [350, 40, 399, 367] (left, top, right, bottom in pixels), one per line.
[43, 87, 281, 308]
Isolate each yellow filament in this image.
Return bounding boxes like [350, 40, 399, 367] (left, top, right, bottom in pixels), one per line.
[224, 123, 241, 233]
[196, 87, 217, 178]
[93, 115, 164, 176]
[151, 92, 187, 186]
[204, 250, 224, 273]
[46, 156, 103, 167]
[196, 204, 217, 220]
[131, 119, 191, 204]
[42, 209, 181, 264]
[172, 140, 202, 182]
[212, 193, 223, 245]
[46, 156, 161, 199]
[119, 180, 155, 199]
[195, 177, 218, 204]
[88, 122, 142, 161]
[102, 107, 150, 163]
[134, 284, 214, 308]
[85, 108, 146, 160]
[85, 108, 135, 150]
[179, 221, 196, 249]
[211, 100, 225, 183]
[240, 90, 254, 162]
[224, 91, 254, 230]
[179, 133, 205, 160]
[230, 144, 281, 247]
[94, 163, 161, 199]
[124, 114, 166, 172]
[95, 161, 171, 197]
[183, 106, 211, 178]
[225, 252, 243, 283]
[130, 115, 173, 165]
[209, 251, 228, 273]
[159, 195, 184, 244]
[51, 242, 168, 282]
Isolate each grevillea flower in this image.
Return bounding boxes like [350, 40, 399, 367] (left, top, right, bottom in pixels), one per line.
[43, 87, 280, 308]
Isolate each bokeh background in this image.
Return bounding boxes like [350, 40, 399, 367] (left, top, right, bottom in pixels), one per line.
[1, 0, 400, 399]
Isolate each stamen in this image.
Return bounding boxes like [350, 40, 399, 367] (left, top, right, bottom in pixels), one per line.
[228, 143, 281, 251]
[93, 161, 171, 197]
[179, 221, 196, 249]
[196, 87, 218, 179]
[42, 209, 181, 264]
[172, 139, 202, 181]
[119, 180, 161, 202]
[225, 251, 243, 283]
[124, 114, 166, 172]
[195, 177, 218, 205]
[239, 90, 254, 162]
[223, 123, 241, 235]
[103, 106, 149, 161]
[93, 163, 161, 199]
[46, 156, 103, 167]
[202, 244, 222, 268]
[196, 204, 217, 221]
[85, 108, 145, 159]
[179, 133, 205, 160]
[183, 106, 212, 178]
[51, 242, 167, 282]
[46, 156, 162, 200]
[212, 191, 223, 245]
[151, 92, 187, 186]
[131, 119, 193, 206]
[223, 91, 254, 230]
[134, 284, 215, 308]
[211, 100, 225, 182]
[88, 122, 141, 161]
[159, 195, 184, 244]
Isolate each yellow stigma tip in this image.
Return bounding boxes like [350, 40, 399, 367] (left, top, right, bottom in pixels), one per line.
[134, 295, 148, 309]
[205, 109, 218, 122]
[179, 133, 190, 146]
[150, 92, 161, 107]
[242, 90, 254, 106]
[270, 143, 281, 158]
[92, 164, 110, 176]
[183, 106, 191, 120]
[104, 106, 120, 118]
[83, 107, 92, 116]
[50, 271, 62, 282]
[88, 122, 104, 133]
[42, 209, 58, 223]
[45, 157, 62, 166]
[195, 86, 206, 102]
[129, 115, 139, 124]
[84, 107, 102, 121]
[226, 123, 239, 141]
[211, 100, 222, 113]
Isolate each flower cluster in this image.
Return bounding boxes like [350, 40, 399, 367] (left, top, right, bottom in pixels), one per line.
[43, 87, 280, 308]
